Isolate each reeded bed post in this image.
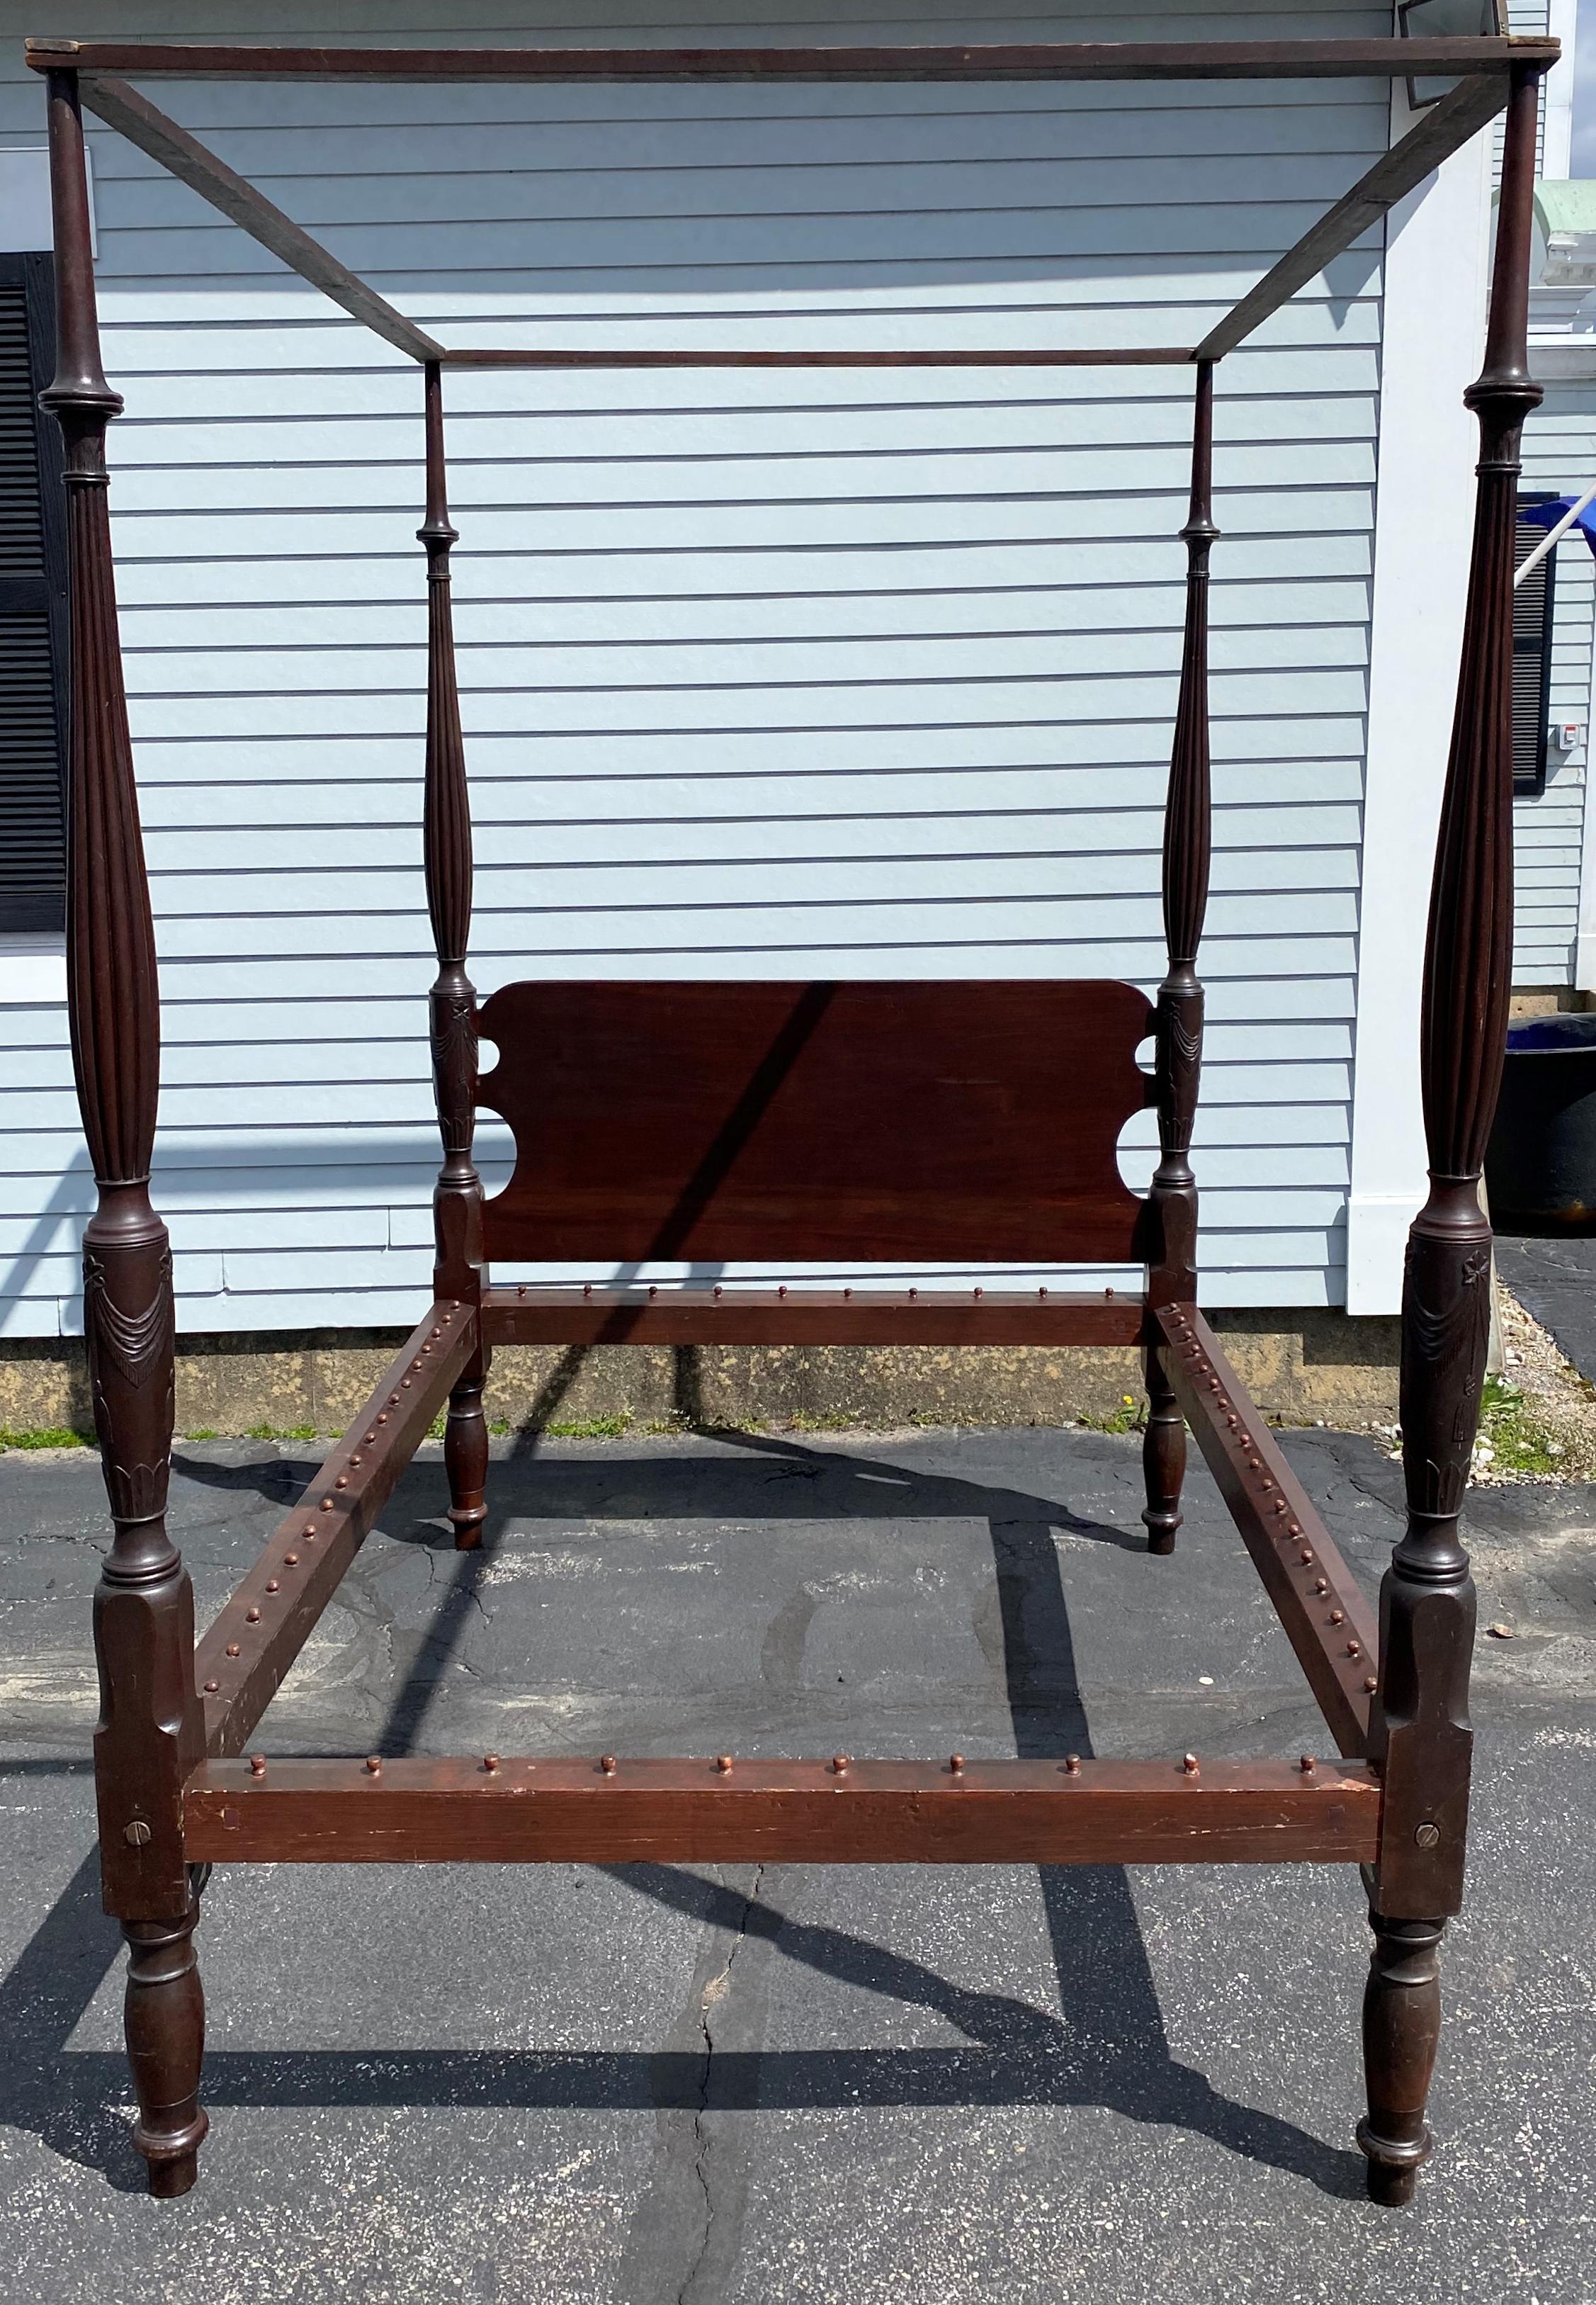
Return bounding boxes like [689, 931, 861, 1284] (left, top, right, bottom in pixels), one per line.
[41, 67, 205, 2196]
[1143, 358, 1216, 1553]
[1357, 60, 1543, 2208]
[419, 359, 489, 1544]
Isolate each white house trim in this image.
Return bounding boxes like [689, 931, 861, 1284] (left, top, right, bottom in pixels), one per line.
[1542, 0, 1578, 181]
[1345, 85, 1491, 1315]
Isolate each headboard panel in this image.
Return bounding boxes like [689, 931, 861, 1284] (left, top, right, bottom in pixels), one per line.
[475, 979, 1153, 1267]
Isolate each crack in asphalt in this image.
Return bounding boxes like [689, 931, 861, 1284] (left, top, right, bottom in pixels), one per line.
[679, 1862, 764, 2305]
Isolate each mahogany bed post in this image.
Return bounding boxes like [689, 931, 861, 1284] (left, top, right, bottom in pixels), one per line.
[1357, 61, 1544, 2207]
[419, 359, 490, 1543]
[41, 69, 206, 2195]
[1143, 356, 1216, 1553]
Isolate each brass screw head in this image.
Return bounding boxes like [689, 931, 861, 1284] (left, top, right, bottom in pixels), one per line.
[203, 1679, 220, 1694]
[365, 1755, 383, 1774]
[249, 1754, 267, 1777]
[830, 1754, 850, 1775]
[1063, 1754, 1082, 1775]
[482, 1754, 500, 1773]
[1415, 1821, 1441, 1851]
[124, 1819, 152, 1847]
[599, 1754, 618, 1775]
[225, 1642, 241, 1658]
[1298, 1755, 1315, 1774]
[949, 1753, 966, 1775]
[1182, 1752, 1200, 1776]
[245, 1606, 261, 1623]
[715, 1754, 733, 1774]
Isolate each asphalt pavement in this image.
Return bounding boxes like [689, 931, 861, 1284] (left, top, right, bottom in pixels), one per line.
[0, 1423, 1591, 2304]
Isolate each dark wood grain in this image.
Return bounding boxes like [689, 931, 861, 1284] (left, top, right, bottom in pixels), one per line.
[77, 77, 441, 362]
[185, 1754, 1380, 1868]
[1142, 362, 1216, 1551]
[417, 361, 491, 1540]
[40, 67, 207, 2197]
[1358, 1911, 1446, 2208]
[1195, 75, 1510, 362]
[1374, 64, 1544, 1932]
[195, 1306, 475, 1757]
[482, 1285, 1144, 1347]
[439, 347, 1194, 368]
[25, 36, 1559, 81]
[477, 980, 1153, 1266]
[1154, 1304, 1379, 1756]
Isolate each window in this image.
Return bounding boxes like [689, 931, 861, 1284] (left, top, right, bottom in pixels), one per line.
[0, 252, 68, 933]
[1512, 496, 1558, 800]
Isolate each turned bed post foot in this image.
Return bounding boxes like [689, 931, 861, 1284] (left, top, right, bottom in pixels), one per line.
[1357, 1910, 1444, 2207]
[446, 1353, 490, 1548]
[123, 1893, 208, 2196]
[1141, 1347, 1185, 1552]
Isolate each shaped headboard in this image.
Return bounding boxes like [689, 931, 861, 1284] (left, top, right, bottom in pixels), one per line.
[475, 979, 1153, 1267]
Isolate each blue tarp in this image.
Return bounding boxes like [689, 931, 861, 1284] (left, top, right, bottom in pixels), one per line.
[1519, 495, 1596, 556]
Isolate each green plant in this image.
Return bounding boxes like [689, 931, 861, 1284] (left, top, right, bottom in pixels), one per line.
[184, 1428, 218, 1442]
[784, 1409, 864, 1433]
[1077, 1392, 1144, 1436]
[245, 1422, 318, 1443]
[1473, 1376, 1560, 1477]
[0, 1425, 95, 1450]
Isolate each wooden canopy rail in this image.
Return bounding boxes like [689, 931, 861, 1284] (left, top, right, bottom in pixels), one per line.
[27, 31, 1544, 2213]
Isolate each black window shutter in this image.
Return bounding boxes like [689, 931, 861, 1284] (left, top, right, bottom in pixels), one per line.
[1512, 497, 1558, 800]
[0, 252, 69, 934]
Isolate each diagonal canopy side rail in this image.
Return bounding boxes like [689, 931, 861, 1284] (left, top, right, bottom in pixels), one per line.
[77, 74, 443, 361]
[26, 35, 1561, 81]
[1196, 71, 1511, 362]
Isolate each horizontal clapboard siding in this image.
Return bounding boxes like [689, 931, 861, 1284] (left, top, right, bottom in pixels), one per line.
[1514, 385, 1596, 985]
[0, 0, 1389, 1337]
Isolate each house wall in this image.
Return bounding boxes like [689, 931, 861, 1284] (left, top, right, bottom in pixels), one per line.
[0, 2, 1400, 1339]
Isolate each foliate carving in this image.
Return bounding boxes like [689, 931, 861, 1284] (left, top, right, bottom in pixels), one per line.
[1376, 65, 1543, 1932]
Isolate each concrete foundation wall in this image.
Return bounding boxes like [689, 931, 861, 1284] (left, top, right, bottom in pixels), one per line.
[0, 1312, 1402, 1439]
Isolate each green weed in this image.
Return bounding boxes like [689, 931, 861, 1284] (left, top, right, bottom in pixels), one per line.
[1473, 1377, 1561, 1477]
[0, 1426, 94, 1450]
[1076, 1392, 1145, 1436]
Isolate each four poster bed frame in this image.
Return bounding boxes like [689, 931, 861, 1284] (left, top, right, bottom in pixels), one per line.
[26, 30, 1551, 2204]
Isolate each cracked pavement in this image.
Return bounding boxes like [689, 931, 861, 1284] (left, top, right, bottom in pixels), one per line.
[0, 1423, 1592, 2303]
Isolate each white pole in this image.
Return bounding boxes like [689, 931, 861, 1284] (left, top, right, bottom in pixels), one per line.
[1514, 482, 1596, 588]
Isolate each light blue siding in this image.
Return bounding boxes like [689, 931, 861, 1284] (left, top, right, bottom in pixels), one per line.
[0, 0, 1391, 1336]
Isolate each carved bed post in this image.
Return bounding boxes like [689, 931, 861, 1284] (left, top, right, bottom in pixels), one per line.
[40, 69, 206, 2195]
[1143, 357, 1216, 1554]
[419, 359, 489, 1544]
[1357, 62, 1543, 2208]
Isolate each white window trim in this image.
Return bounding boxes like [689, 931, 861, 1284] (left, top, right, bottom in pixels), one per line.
[1345, 84, 1492, 1315]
